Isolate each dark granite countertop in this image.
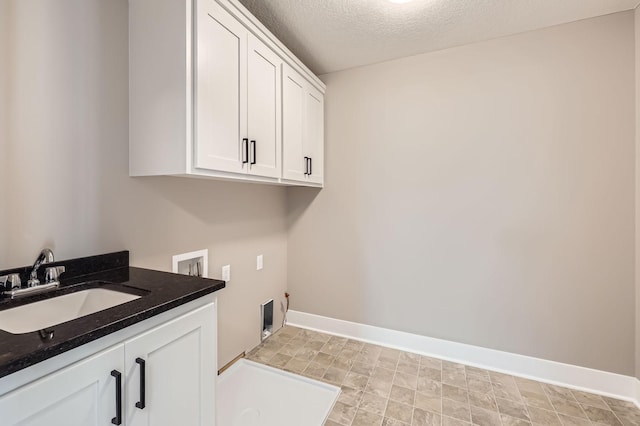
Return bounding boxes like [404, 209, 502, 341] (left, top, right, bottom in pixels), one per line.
[0, 251, 225, 379]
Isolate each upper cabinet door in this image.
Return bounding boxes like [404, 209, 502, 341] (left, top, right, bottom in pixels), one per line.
[247, 34, 282, 179]
[305, 85, 325, 184]
[0, 345, 124, 426]
[282, 65, 307, 182]
[195, 0, 247, 174]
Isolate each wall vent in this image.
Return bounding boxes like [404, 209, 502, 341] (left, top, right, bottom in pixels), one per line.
[261, 299, 274, 341]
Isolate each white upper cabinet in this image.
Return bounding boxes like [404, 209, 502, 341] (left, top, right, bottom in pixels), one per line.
[195, 0, 247, 174]
[282, 65, 306, 182]
[246, 34, 282, 179]
[282, 65, 324, 185]
[130, 0, 324, 187]
[304, 85, 325, 185]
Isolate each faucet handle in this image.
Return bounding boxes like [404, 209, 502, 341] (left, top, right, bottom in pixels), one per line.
[44, 266, 65, 283]
[0, 274, 22, 291]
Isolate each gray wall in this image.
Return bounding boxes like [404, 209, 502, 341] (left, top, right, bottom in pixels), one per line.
[0, 0, 288, 368]
[636, 5, 640, 380]
[288, 12, 636, 375]
[0, 0, 7, 255]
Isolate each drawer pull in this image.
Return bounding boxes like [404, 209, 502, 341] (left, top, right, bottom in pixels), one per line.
[242, 138, 249, 164]
[135, 358, 146, 409]
[250, 140, 256, 165]
[110, 370, 122, 425]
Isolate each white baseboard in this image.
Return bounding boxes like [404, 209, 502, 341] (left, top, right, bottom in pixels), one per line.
[287, 310, 640, 407]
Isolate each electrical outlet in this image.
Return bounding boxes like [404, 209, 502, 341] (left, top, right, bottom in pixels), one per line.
[222, 265, 231, 282]
[257, 255, 263, 271]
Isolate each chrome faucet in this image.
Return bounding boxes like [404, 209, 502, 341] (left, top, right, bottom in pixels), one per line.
[27, 248, 55, 287]
[0, 248, 65, 298]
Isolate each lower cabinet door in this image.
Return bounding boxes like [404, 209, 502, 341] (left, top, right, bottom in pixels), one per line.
[0, 344, 125, 426]
[125, 303, 217, 426]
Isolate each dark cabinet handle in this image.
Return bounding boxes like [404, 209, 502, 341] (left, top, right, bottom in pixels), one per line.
[242, 138, 249, 164]
[250, 140, 256, 165]
[309, 157, 312, 176]
[111, 370, 122, 425]
[304, 157, 309, 175]
[135, 358, 146, 409]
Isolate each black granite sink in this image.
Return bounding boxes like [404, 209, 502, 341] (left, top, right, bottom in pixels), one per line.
[0, 251, 225, 378]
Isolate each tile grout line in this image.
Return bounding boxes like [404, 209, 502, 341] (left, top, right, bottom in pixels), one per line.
[542, 384, 594, 426]
[520, 388, 533, 426]
[514, 380, 534, 426]
[344, 338, 359, 426]
[463, 368, 472, 425]
[440, 360, 443, 426]
[609, 408, 626, 426]
[389, 350, 401, 425]
[464, 371, 474, 426]
[421, 355, 444, 426]
[488, 374, 508, 426]
[601, 407, 631, 426]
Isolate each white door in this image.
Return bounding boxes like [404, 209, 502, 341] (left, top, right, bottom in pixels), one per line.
[247, 34, 281, 178]
[0, 345, 125, 426]
[304, 85, 325, 185]
[125, 303, 217, 426]
[195, 0, 247, 174]
[282, 65, 307, 181]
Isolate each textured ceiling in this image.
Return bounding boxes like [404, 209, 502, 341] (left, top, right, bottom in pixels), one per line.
[238, 0, 640, 74]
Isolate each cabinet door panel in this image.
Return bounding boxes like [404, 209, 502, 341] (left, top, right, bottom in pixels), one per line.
[0, 345, 124, 426]
[282, 65, 306, 181]
[126, 303, 216, 426]
[247, 34, 281, 178]
[305, 85, 324, 184]
[195, 0, 247, 174]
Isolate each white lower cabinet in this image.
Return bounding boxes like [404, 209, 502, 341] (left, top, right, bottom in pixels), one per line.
[0, 344, 124, 426]
[0, 302, 217, 426]
[125, 304, 216, 426]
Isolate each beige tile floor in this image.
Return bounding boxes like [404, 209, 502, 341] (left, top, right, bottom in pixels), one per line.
[245, 326, 640, 426]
